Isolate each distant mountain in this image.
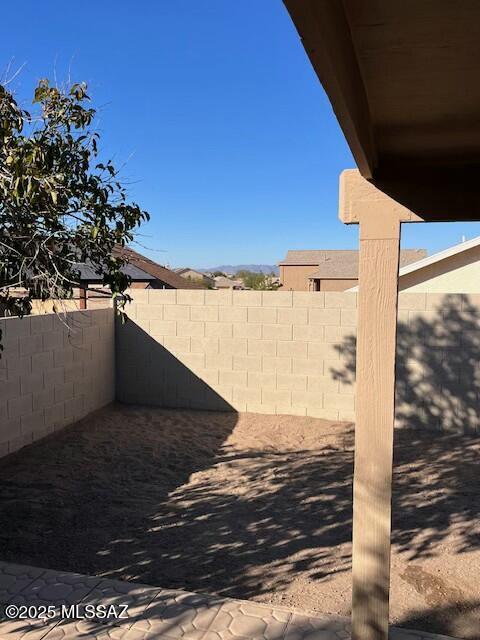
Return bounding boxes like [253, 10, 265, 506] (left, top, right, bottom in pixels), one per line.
[202, 264, 279, 276]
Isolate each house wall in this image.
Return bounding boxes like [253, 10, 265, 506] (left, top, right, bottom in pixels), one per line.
[30, 293, 112, 314]
[31, 299, 80, 315]
[149, 281, 175, 290]
[279, 265, 317, 290]
[116, 290, 480, 433]
[4, 290, 103, 315]
[318, 278, 358, 291]
[400, 244, 480, 293]
[0, 308, 115, 458]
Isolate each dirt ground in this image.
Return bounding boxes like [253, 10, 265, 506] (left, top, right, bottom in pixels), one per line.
[0, 404, 478, 638]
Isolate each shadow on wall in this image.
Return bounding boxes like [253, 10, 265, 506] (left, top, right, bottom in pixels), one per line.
[115, 318, 232, 411]
[331, 294, 480, 434]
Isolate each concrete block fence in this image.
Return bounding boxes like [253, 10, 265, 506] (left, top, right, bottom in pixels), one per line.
[0, 308, 115, 457]
[1, 289, 477, 460]
[116, 289, 358, 420]
[116, 289, 480, 433]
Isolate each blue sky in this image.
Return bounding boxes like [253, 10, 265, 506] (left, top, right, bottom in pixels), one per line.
[3, 0, 479, 268]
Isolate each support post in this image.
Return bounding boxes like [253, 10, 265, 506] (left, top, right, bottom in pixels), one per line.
[351, 211, 401, 640]
[79, 286, 87, 310]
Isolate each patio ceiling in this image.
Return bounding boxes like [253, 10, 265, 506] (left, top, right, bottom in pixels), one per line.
[284, 0, 480, 220]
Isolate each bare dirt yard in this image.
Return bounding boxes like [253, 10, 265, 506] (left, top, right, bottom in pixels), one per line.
[0, 404, 478, 638]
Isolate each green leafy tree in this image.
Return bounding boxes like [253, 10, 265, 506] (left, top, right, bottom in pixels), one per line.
[262, 272, 281, 291]
[0, 78, 149, 339]
[236, 270, 280, 290]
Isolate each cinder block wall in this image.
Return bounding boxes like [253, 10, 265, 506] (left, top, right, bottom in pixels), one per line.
[116, 290, 480, 433]
[116, 290, 357, 420]
[0, 308, 115, 457]
[395, 292, 480, 433]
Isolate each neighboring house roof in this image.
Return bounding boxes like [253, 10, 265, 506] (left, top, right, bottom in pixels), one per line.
[397, 236, 480, 278]
[112, 246, 202, 289]
[280, 250, 340, 266]
[75, 261, 156, 282]
[214, 276, 243, 289]
[279, 249, 425, 280]
[346, 237, 480, 292]
[176, 268, 211, 279]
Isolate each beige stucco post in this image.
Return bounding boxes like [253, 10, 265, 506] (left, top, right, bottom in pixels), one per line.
[339, 170, 423, 640]
[351, 211, 401, 640]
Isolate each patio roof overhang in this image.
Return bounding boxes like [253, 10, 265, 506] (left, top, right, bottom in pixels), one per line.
[283, 3, 479, 640]
[284, 0, 480, 220]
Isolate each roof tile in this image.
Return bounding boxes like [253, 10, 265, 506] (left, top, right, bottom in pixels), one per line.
[279, 249, 426, 279]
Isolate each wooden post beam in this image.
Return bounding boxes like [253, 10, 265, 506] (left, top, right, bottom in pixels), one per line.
[351, 210, 401, 640]
[339, 169, 424, 224]
[339, 169, 409, 640]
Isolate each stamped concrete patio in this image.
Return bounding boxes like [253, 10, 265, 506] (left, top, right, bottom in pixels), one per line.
[0, 562, 456, 640]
